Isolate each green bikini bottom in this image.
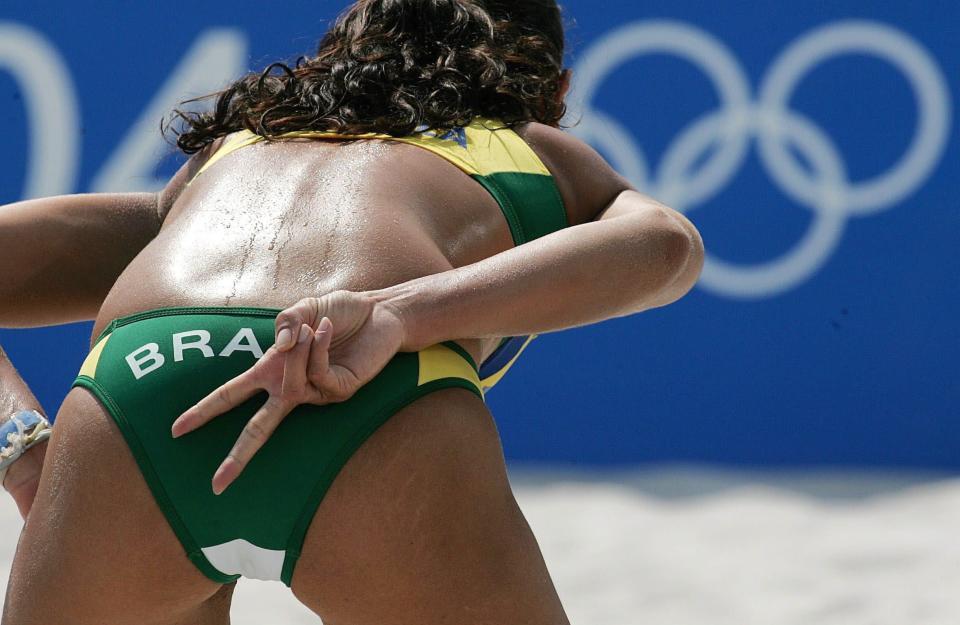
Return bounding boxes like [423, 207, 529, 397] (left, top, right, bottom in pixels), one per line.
[72, 307, 483, 586]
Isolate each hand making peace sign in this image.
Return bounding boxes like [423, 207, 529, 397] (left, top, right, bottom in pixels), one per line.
[170, 291, 407, 495]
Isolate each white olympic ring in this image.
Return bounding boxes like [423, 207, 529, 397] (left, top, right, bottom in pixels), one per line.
[0, 22, 79, 199]
[570, 19, 952, 299]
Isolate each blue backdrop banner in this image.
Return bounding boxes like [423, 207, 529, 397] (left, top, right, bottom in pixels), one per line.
[1, 0, 956, 467]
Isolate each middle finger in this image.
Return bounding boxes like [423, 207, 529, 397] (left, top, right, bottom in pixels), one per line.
[212, 395, 288, 495]
[281, 324, 314, 398]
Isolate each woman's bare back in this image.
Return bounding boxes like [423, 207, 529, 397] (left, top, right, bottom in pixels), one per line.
[96, 139, 516, 361]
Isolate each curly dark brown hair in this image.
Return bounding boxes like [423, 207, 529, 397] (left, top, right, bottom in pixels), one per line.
[171, 0, 566, 154]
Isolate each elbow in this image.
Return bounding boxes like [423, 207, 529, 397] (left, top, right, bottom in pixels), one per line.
[635, 208, 705, 309]
[667, 216, 704, 298]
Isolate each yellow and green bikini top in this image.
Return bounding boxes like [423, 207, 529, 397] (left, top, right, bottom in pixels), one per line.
[192, 118, 569, 392]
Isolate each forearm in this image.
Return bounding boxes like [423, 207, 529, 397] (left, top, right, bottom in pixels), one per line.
[0, 193, 160, 327]
[376, 199, 704, 351]
[0, 346, 43, 418]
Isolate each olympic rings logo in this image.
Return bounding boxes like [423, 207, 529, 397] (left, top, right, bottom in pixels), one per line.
[571, 20, 952, 299]
[0, 23, 79, 201]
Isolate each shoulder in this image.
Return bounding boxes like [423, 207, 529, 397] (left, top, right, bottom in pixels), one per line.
[513, 123, 633, 225]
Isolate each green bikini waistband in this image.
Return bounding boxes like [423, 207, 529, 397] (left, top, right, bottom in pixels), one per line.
[93, 306, 478, 371]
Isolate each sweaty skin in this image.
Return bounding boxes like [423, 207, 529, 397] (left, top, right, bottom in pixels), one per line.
[0, 122, 702, 625]
[104, 137, 517, 358]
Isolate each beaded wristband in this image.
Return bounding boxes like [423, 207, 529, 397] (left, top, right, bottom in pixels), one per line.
[0, 410, 52, 486]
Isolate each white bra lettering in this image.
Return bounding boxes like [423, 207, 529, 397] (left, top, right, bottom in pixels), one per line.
[219, 327, 264, 359]
[126, 343, 165, 380]
[126, 327, 264, 380]
[172, 330, 214, 362]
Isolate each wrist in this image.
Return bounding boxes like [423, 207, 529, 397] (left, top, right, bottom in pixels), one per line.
[4, 440, 45, 519]
[368, 281, 436, 352]
[3, 439, 45, 493]
[0, 409, 52, 486]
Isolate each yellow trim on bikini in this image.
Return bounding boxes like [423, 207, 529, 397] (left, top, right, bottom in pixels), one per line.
[191, 119, 551, 184]
[479, 335, 537, 391]
[78, 334, 112, 380]
[417, 345, 483, 396]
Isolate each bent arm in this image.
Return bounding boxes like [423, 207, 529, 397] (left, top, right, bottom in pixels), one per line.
[0, 148, 208, 328]
[0, 193, 161, 327]
[376, 190, 705, 351]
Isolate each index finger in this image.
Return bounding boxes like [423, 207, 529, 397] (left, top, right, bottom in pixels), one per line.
[282, 324, 313, 397]
[171, 369, 260, 438]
